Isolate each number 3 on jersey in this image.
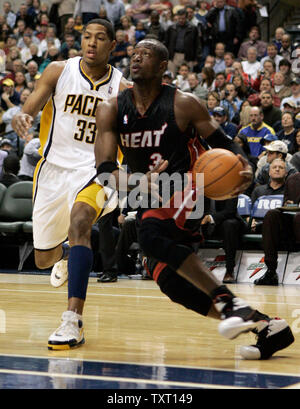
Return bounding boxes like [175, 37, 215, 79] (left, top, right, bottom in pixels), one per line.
[74, 119, 97, 144]
[149, 153, 163, 170]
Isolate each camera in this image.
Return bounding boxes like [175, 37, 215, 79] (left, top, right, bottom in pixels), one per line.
[225, 90, 230, 97]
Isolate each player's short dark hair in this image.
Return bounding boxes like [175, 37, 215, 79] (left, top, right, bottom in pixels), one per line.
[136, 39, 169, 62]
[83, 18, 115, 41]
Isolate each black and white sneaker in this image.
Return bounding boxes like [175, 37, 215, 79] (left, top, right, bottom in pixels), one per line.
[216, 297, 270, 340]
[240, 318, 294, 360]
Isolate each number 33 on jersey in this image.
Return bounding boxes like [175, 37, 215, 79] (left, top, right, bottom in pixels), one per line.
[39, 56, 122, 170]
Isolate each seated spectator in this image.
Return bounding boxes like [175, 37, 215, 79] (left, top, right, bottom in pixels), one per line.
[255, 140, 296, 185]
[253, 59, 276, 92]
[25, 60, 38, 84]
[186, 72, 208, 99]
[220, 82, 242, 123]
[26, 44, 43, 66]
[232, 74, 253, 100]
[162, 70, 174, 85]
[279, 58, 293, 86]
[200, 66, 215, 91]
[272, 26, 285, 53]
[281, 78, 300, 111]
[201, 197, 247, 283]
[0, 78, 20, 111]
[272, 71, 292, 106]
[212, 106, 238, 138]
[120, 15, 136, 45]
[134, 21, 146, 43]
[206, 91, 220, 115]
[18, 135, 41, 181]
[241, 46, 261, 81]
[255, 171, 300, 285]
[254, 133, 279, 178]
[60, 17, 81, 43]
[279, 34, 294, 63]
[239, 106, 276, 157]
[213, 42, 226, 74]
[260, 43, 284, 72]
[260, 91, 282, 128]
[239, 99, 252, 127]
[2, 87, 38, 150]
[39, 25, 61, 56]
[227, 60, 252, 87]
[173, 62, 190, 91]
[119, 44, 134, 79]
[14, 71, 27, 96]
[60, 34, 81, 60]
[213, 71, 226, 96]
[238, 25, 267, 61]
[277, 111, 299, 153]
[203, 55, 215, 69]
[223, 51, 235, 74]
[0, 153, 20, 187]
[250, 158, 286, 237]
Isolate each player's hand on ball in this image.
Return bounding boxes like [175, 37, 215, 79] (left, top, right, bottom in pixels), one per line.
[12, 113, 33, 139]
[231, 154, 253, 197]
[140, 159, 168, 202]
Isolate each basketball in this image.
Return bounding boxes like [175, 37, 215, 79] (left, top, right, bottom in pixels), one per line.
[192, 148, 244, 200]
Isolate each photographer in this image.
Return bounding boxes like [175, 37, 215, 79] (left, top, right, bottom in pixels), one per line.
[220, 82, 242, 124]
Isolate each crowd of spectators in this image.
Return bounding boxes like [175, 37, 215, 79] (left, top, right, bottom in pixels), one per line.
[0, 0, 299, 281]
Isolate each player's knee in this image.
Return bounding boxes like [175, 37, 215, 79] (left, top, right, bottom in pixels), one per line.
[34, 250, 57, 269]
[69, 212, 93, 242]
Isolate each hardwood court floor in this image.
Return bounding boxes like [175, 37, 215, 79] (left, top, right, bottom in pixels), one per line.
[1, 273, 300, 389]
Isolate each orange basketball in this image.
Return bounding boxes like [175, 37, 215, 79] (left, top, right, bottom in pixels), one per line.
[192, 148, 244, 200]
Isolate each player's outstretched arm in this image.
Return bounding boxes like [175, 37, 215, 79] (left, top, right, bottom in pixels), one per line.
[12, 61, 65, 138]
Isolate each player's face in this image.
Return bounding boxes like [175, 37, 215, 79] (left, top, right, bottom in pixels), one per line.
[130, 45, 162, 81]
[81, 24, 115, 67]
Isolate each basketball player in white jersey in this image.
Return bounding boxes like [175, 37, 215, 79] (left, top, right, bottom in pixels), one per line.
[12, 19, 130, 350]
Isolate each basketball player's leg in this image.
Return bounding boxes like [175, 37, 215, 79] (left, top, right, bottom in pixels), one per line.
[138, 216, 294, 358]
[144, 257, 220, 319]
[48, 183, 109, 350]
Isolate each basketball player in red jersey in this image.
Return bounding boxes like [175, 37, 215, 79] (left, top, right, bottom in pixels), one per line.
[95, 39, 294, 360]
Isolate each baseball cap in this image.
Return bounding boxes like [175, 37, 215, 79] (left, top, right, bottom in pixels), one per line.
[260, 133, 278, 145]
[283, 100, 297, 108]
[212, 106, 226, 116]
[162, 70, 174, 79]
[2, 78, 14, 87]
[265, 140, 288, 154]
[291, 77, 300, 85]
[0, 138, 13, 148]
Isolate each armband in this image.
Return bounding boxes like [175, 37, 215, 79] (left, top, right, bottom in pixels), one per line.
[96, 161, 118, 187]
[96, 161, 118, 176]
[206, 128, 245, 157]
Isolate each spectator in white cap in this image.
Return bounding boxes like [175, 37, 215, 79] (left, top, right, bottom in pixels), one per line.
[256, 140, 297, 185]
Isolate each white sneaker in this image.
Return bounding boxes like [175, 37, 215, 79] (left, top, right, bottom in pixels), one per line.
[51, 258, 68, 287]
[48, 311, 85, 350]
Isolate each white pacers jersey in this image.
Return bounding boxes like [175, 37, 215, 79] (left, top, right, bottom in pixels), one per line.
[39, 56, 122, 169]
